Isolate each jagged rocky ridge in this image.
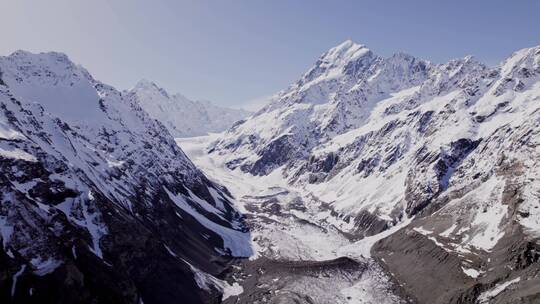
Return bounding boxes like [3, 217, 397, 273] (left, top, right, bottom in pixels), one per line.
[0, 51, 252, 304]
[129, 79, 251, 137]
[208, 41, 540, 303]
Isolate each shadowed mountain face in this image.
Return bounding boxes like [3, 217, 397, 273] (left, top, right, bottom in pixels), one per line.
[206, 41, 540, 303]
[0, 51, 251, 304]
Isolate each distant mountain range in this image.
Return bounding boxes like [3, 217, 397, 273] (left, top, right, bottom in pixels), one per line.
[129, 79, 251, 137]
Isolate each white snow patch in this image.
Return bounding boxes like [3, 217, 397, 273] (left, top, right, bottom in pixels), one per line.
[222, 282, 244, 300]
[0, 120, 25, 140]
[468, 200, 507, 251]
[181, 258, 225, 293]
[55, 196, 108, 259]
[428, 236, 446, 248]
[30, 257, 63, 276]
[462, 267, 481, 278]
[440, 223, 457, 237]
[11, 265, 26, 297]
[0, 147, 37, 162]
[477, 277, 521, 303]
[106, 159, 124, 168]
[163, 244, 177, 257]
[82, 201, 108, 259]
[413, 227, 432, 235]
[164, 187, 252, 257]
[338, 217, 413, 259]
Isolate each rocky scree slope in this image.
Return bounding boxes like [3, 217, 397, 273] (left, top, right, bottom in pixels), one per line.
[209, 41, 540, 303]
[129, 79, 251, 138]
[0, 51, 251, 304]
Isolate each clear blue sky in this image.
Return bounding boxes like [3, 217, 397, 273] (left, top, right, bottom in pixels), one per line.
[1, 0, 539, 109]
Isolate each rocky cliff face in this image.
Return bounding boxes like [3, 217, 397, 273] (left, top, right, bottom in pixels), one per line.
[208, 41, 540, 303]
[0, 51, 251, 304]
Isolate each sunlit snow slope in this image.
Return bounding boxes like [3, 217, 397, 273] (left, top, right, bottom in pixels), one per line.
[206, 41, 540, 303]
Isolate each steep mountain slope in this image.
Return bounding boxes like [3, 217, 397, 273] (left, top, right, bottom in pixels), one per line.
[207, 41, 540, 303]
[129, 79, 251, 137]
[179, 135, 411, 304]
[0, 51, 251, 304]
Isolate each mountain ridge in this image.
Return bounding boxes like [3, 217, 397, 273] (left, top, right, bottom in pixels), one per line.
[129, 79, 251, 137]
[0, 49, 251, 304]
[205, 40, 540, 303]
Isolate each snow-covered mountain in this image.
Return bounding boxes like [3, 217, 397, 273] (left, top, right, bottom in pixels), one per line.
[129, 79, 251, 137]
[0, 50, 251, 303]
[2, 40, 539, 304]
[205, 41, 540, 303]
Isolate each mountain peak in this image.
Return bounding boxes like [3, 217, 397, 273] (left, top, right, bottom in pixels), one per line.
[321, 40, 372, 65]
[128, 80, 251, 137]
[3, 50, 81, 79]
[500, 44, 540, 76]
[296, 40, 375, 88]
[2, 50, 81, 79]
[0, 50, 101, 123]
[8, 49, 70, 61]
[133, 79, 170, 98]
[333, 39, 362, 50]
[333, 39, 367, 51]
[134, 78, 158, 90]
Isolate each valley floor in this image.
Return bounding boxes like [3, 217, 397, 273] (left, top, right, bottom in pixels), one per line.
[177, 135, 409, 304]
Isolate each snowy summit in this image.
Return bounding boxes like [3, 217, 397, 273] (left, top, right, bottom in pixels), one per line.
[129, 79, 251, 137]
